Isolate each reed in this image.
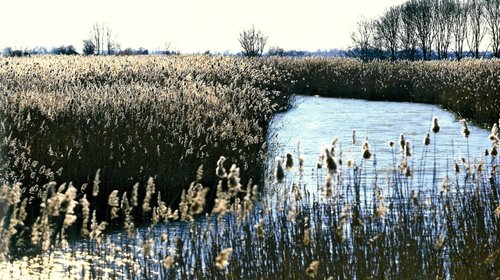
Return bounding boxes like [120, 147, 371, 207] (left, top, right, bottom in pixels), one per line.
[0, 55, 498, 279]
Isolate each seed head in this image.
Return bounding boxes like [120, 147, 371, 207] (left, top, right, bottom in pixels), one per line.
[324, 148, 337, 173]
[285, 152, 294, 170]
[404, 141, 411, 157]
[399, 134, 405, 151]
[306, 260, 320, 278]
[491, 146, 498, 157]
[423, 133, 430, 146]
[431, 117, 440, 134]
[215, 248, 232, 270]
[275, 157, 285, 183]
[216, 156, 227, 178]
[362, 139, 372, 160]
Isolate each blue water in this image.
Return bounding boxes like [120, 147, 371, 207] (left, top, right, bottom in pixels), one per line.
[268, 96, 492, 194]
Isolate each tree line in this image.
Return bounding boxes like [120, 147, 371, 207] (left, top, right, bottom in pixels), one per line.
[350, 0, 500, 61]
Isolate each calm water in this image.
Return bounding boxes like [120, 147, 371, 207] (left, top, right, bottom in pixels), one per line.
[268, 96, 492, 194]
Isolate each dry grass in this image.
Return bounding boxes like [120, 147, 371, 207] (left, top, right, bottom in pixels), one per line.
[274, 57, 500, 126]
[0, 55, 498, 279]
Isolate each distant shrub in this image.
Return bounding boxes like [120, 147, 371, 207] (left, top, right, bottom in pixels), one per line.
[2, 47, 30, 57]
[51, 45, 79, 55]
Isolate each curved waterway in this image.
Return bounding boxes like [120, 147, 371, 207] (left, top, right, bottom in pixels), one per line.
[268, 96, 492, 194]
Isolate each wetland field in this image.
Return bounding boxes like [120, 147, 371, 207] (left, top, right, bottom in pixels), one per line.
[0, 55, 498, 279]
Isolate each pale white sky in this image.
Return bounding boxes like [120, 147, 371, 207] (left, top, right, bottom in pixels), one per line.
[0, 0, 406, 53]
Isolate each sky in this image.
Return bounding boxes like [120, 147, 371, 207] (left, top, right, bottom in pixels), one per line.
[0, 0, 407, 53]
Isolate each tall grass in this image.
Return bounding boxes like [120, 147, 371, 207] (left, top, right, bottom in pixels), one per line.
[274, 57, 500, 126]
[0, 55, 498, 278]
[1, 117, 498, 279]
[0, 55, 291, 226]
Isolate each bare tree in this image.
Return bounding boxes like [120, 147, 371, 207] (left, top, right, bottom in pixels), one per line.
[350, 18, 375, 61]
[105, 25, 118, 55]
[86, 22, 117, 55]
[434, 0, 455, 59]
[91, 23, 103, 55]
[376, 7, 401, 60]
[483, 0, 500, 57]
[450, 0, 469, 59]
[412, 0, 435, 60]
[238, 25, 268, 57]
[399, 3, 418, 60]
[467, 0, 487, 58]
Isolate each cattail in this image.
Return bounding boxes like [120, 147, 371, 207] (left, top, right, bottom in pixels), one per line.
[423, 133, 430, 146]
[324, 148, 337, 173]
[454, 161, 460, 174]
[460, 119, 470, 138]
[404, 141, 411, 157]
[275, 157, 285, 183]
[285, 152, 294, 170]
[431, 117, 440, 133]
[485, 148, 489, 157]
[306, 260, 320, 278]
[299, 155, 304, 172]
[491, 146, 498, 157]
[352, 130, 356, 144]
[215, 156, 227, 178]
[215, 248, 232, 270]
[399, 134, 405, 151]
[362, 139, 372, 160]
[388, 141, 395, 148]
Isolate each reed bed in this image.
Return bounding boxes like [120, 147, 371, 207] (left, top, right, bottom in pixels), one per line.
[1, 116, 498, 279]
[0, 55, 291, 226]
[0, 55, 499, 279]
[273, 57, 500, 127]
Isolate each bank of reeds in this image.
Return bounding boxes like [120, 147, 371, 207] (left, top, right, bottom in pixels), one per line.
[1, 117, 498, 279]
[0, 55, 291, 227]
[0, 55, 499, 278]
[274, 57, 500, 127]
